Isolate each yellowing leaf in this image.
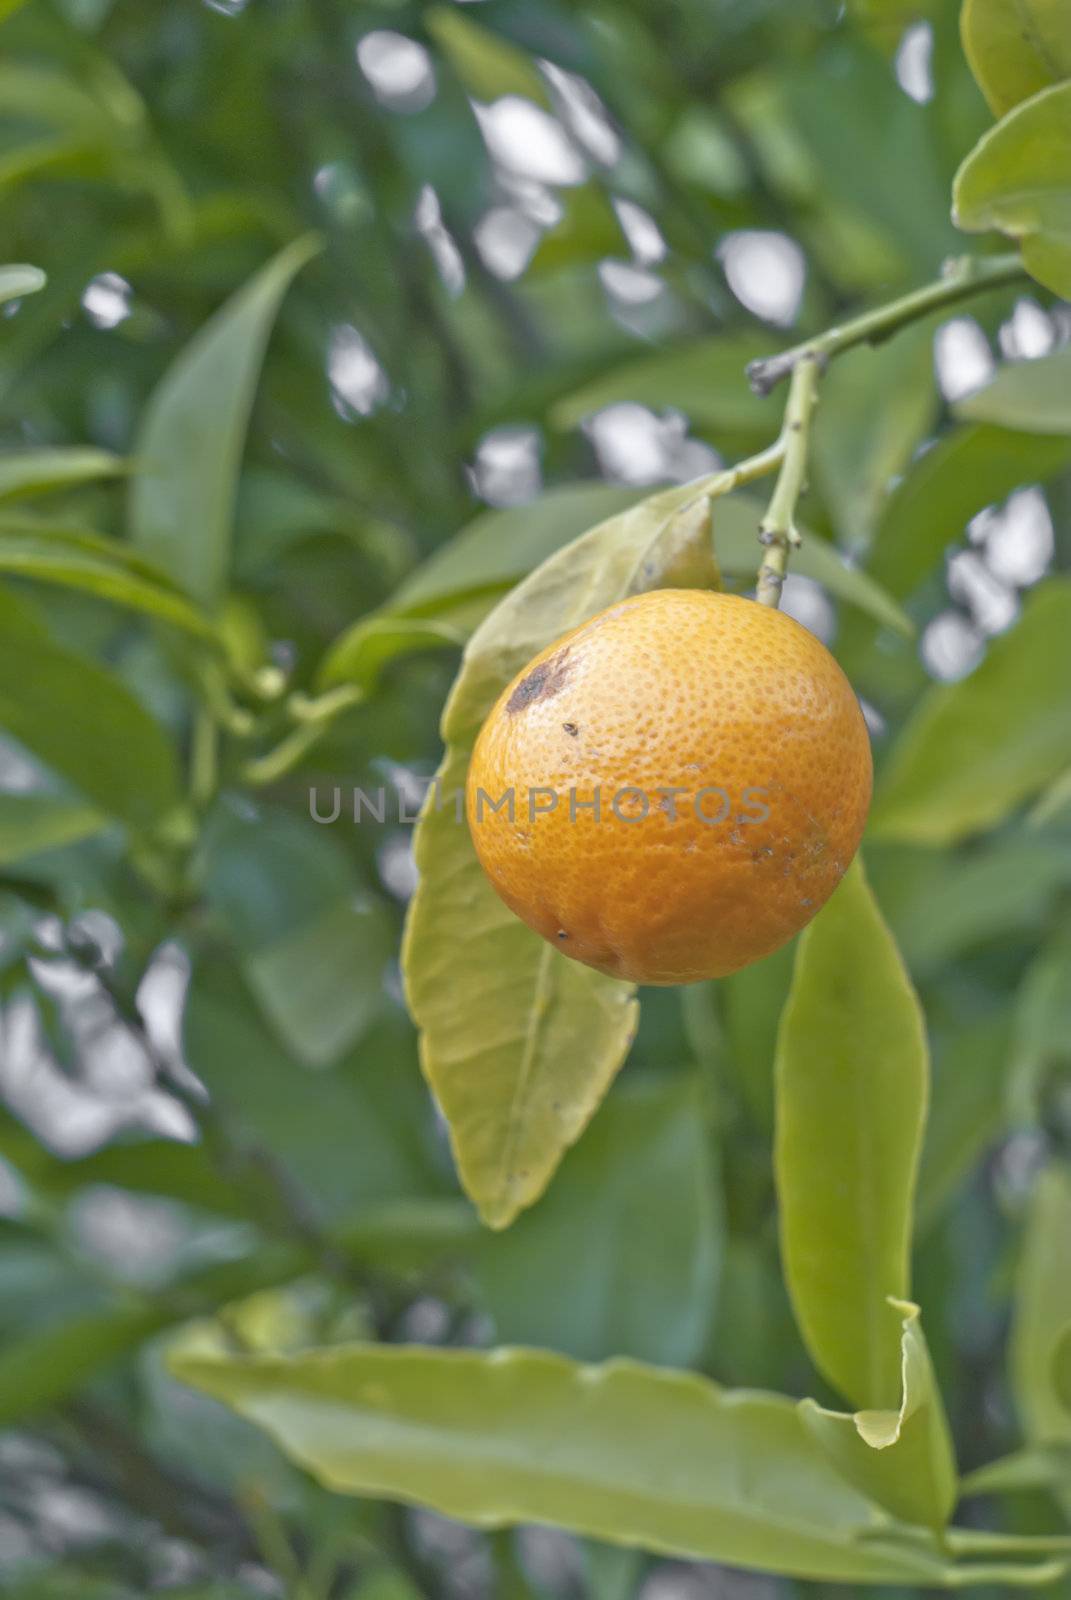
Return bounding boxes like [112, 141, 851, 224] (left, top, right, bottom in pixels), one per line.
[961, 0, 1071, 117]
[871, 580, 1071, 845]
[402, 479, 722, 1229]
[953, 82, 1071, 300]
[172, 1342, 968, 1585]
[799, 1300, 957, 1530]
[775, 860, 928, 1409]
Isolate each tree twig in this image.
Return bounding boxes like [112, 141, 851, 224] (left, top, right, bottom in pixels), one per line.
[742, 250, 1028, 602]
[746, 251, 1026, 396]
[755, 353, 820, 608]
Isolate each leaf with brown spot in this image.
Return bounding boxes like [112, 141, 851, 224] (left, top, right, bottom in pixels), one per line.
[402, 478, 721, 1228]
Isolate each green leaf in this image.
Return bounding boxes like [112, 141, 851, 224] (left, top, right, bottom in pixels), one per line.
[953, 82, 1071, 300]
[961, 0, 1071, 117]
[316, 616, 471, 696]
[0, 793, 106, 866]
[548, 336, 783, 437]
[0, 264, 46, 306]
[719, 940, 797, 1131]
[0, 63, 124, 141]
[1054, 1324, 1071, 1415]
[961, 1443, 1071, 1496]
[1012, 1164, 1071, 1444]
[775, 859, 928, 1409]
[388, 486, 643, 619]
[321, 483, 911, 693]
[0, 448, 126, 502]
[780, 39, 958, 277]
[870, 834, 1071, 976]
[811, 324, 938, 547]
[128, 234, 320, 609]
[425, 5, 548, 103]
[201, 803, 391, 1067]
[917, 1014, 1012, 1230]
[242, 894, 392, 1069]
[0, 1304, 170, 1427]
[581, 1541, 644, 1600]
[472, 1077, 722, 1366]
[402, 478, 723, 1230]
[799, 1300, 957, 1530]
[1007, 928, 1071, 1125]
[351, 1566, 427, 1600]
[233, 467, 405, 582]
[0, 587, 180, 830]
[955, 346, 1071, 434]
[528, 184, 627, 277]
[871, 580, 1071, 845]
[1029, 763, 1071, 825]
[171, 1342, 965, 1585]
[184, 972, 442, 1220]
[0, 1199, 471, 1434]
[6, 1129, 248, 1218]
[318, 484, 639, 689]
[0, 515, 218, 637]
[713, 495, 914, 637]
[710, 940, 794, 1132]
[0, 1226, 431, 1428]
[868, 424, 1071, 600]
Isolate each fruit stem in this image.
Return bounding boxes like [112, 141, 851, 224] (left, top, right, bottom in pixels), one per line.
[745, 251, 1025, 396]
[755, 352, 820, 608]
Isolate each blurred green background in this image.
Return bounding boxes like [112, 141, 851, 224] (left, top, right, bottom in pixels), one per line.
[1, 0, 1070, 1595]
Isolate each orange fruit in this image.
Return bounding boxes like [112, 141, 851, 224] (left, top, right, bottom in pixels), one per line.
[466, 589, 872, 984]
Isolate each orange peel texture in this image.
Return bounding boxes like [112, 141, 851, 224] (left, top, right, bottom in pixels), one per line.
[467, 589, 872, 985]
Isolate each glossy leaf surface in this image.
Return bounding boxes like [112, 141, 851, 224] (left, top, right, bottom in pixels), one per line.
[954, 83, 1071, 299]
[775, 861, 928, 1409]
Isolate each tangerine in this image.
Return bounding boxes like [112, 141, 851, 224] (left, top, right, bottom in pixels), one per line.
[466, 589, 872, 984]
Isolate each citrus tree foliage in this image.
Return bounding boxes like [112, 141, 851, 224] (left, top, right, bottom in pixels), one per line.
[1, 0, 1071, 1595]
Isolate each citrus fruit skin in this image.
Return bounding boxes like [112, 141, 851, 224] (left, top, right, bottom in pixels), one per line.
[466, 589, 872, 985]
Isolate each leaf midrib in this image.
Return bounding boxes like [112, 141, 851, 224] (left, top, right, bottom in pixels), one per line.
[1012, 0, 1069, 85]
[487, 485, 706, 1216]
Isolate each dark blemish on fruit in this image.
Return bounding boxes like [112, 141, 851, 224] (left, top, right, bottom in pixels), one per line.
[507, 648, 571, 714]
[562, 721, 579, 737]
